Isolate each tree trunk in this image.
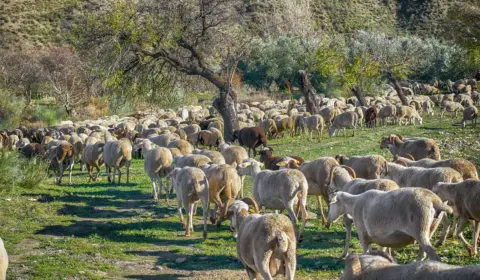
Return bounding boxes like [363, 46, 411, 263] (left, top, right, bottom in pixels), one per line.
[388, 72, 409, 106]
[351, 86, 367, 107]
[213, 86, 239, 142]
[298, 70, 320, 115]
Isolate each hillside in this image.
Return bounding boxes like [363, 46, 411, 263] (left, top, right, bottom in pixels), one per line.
[0, 0, 460, 50]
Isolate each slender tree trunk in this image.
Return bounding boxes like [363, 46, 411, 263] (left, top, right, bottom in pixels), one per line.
[388, 72, 409, 106]
[212, 85, 239, 142]
[351, 86, 366, 107]
[298, 70, 320, 115]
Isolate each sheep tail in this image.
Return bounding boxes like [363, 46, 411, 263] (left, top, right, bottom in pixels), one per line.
[433, 198, 453, 214]
[275, 231, 290, 253]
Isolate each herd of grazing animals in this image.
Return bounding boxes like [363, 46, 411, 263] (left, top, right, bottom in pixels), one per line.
[1, 78, 480, 278]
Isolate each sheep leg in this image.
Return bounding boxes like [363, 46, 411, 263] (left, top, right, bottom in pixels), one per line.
[111, 166, 116, 184]
[68, 162, 74, 185]
[87, 165, 93, 183]
[188, 202, 195, 233]
[298, 195, 308, 243]
[456, 216, 473, 256]
[57, 161, 64, 185]
[286, 202, 300, 241]
[151, 179, 158, 202]
[256, 250, 274, 280]
[245, 267, 259, 280]
[106, 166, 112, 183]
[417, 232, 440, 261]
[318, 128, 323, 142]
[157, 174, 167, 202]
[436, 214, 451, 247]
[202, 196, 209, 240]
[185, 201, 192, 237]
[316, 195, 327, 226]
[193, 202, 198, 216]
[126, 160, 130, 184]
[94, 166, 101, 182]
[239, 176, 244, 198]
[340, 216, 353, 258]
[177, 203, 185, 229]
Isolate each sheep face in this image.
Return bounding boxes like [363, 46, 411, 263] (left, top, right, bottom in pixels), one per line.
[328, 125, 336, 137]
[431, 183, 449, 201]
[238, 159, 263, 176]
[326, 193, 346, 228]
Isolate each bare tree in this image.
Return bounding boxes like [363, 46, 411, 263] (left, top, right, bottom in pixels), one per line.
[388, 72, 409, 106]
[298, 70, 320, 114]
[40, 47, 89, 116]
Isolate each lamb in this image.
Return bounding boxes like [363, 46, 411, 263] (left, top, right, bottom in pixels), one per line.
[328, 165, 400, 258]
[329, 111, 358, 137]
[275, 117, 295, 137]
[230, 206, 297, 280]
[135, 139, 173, 201]
[305, 115, 324, 141]
[103, 139, 132, 184]
[259, 147, 304, 171]
[440, 101, 464, 118]
[381, 162, 462, 190]
[167, 139, 193, 155]
[200, 163, 242, 226]
[233, 127, 267, 157]
[192, 149, 225, 165]
[335, 154, 388, 179]
[238, 159, 308, 241]
[461, 106, 478, 128]
[167, 167, 209, 239]
[380, 134, 441, 160]
[393, 156, 478, 180]
[0, 238, 8, 280]
[341, 252, 480, 280]
[433, 180, 480, 256]
[48, 141, 75, 185]
[81, 141, 105, 182]
[364, 107, 377, 128]
[328, 188, 452, 261]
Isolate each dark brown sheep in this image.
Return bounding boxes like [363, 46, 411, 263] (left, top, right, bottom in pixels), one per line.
[259, 147, 305, 171]
[364, 106, 377, 128]
[20, 143, 45, 159]
[233, 127, 267, 158]
[198, 130, 221, 150]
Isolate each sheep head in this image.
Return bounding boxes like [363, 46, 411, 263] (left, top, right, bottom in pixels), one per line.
[238, 159, 263, 176]
[326, 192, 348, 228]
[226, 197, 260, 238]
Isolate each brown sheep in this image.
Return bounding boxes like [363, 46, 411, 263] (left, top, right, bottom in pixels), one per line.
[233, 127, 267, 158]
[380, 134, 441, 160]
[335, 154, 388, 179]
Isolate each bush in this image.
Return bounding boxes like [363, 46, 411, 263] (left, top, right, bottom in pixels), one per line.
[0, 89, 25, 129]
[0, 151, 48, 194]
[31, 105, 65, 126]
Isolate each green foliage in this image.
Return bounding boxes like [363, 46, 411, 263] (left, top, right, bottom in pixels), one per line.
[31, 106, 65, 126]
[0, 89, 25, 129]
[0, 151, 48, 193]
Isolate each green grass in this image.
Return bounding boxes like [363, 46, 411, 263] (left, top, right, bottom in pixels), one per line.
[2, 110, 480, 279]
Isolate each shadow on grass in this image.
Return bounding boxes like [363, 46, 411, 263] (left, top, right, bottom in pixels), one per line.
[125, 274, 186, 280]
[126, 249, 243, 272]
[57, 204, 139, 219]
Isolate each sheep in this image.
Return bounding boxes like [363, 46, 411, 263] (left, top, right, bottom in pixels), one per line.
[197, 130, 221, 150]
[20, 143, 45, 160]
[48, 141, 75, 185]
[335, 154, 388, 179]
[238, 159, 308, 241]
[103, 139, 132, 184]
[168, 147, 183, 157]
[149, 133, 179, 148]
[433, 180, 480, 256]
[461, 106, 478, 128]
[233, 127, 267, 158]
[328, 165, 399, 257]
[15, 138, 30, 151]
[0, 238, 8, 280]
[318, 106, 336, 126]
[173, 154, 212, 168]
[192, 149, 225, 165]
[81, 141, 105, 183]
[135, 139, 173, 201]
[381, 162, 462, 189]
[231, 207, 297, 280]
[393, 156, 478, 180]
[275, 117, 295, 137]
[329, 111, 358, 137]
[167, 167, 209, 239]
[218, 143, 248, 167]
[341, 252, 480, 280]
[380, 134, 441, 160]
[68, 135, 84, 170]
[305, 115, 324, 142]
[440, 101, 464, 118]
[378, 105, 397, 126]
[167, 139, 193, 155]
[259, 147, 304, 171]
[328, 188, 452, 261]
[260, 119, 278, 139]
[364, 107, 377, 128]
[200, 163, 242, 226]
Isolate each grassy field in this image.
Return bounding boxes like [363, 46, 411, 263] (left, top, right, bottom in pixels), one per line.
[2, 111, 480, 279]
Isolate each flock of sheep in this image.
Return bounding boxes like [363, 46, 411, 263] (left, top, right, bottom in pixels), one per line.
[0, 78, 480, 279]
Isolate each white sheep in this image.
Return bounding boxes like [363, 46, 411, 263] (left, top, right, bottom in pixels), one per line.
[103, 139, 132, 184]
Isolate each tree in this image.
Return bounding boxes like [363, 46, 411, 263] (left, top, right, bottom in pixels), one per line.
[298, 70, 320, 114]
[73, 0, 254, 141]
[40, 47, 90, 116]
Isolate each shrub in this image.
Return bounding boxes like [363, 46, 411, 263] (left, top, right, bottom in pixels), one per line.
[0, 151, 48, 194]
[0, 89, 25, 129]
[31, 105, 65, 126]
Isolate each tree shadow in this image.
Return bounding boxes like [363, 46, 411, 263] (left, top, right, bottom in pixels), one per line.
[125, 274, 186, 280]
[57, 204, 139, 219]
